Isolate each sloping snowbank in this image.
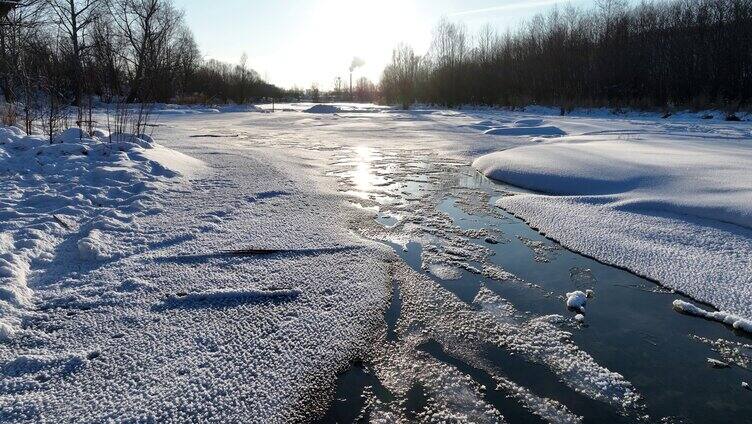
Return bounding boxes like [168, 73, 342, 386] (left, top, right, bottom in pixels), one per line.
[301, 103, 388, 114]
[0, 123, 391, 422]
[304, 104, 342, 114]
[0, 126, 203, 336]
[474, 134, 752, 320]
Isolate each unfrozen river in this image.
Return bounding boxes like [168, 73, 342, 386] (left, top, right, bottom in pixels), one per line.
[153, 106, 752, 423]
[318, 144, 752, 423]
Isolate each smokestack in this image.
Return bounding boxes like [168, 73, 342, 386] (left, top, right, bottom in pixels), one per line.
[349, 57, 365, 101]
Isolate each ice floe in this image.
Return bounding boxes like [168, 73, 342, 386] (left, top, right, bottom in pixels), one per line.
[672, 300, 752, 333]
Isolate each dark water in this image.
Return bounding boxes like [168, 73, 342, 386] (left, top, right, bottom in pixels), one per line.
[322, 166, 752, 423]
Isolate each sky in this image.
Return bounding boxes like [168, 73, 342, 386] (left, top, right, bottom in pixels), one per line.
[177, 0, 593, 90]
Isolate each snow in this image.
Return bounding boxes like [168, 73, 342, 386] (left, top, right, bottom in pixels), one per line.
[672, 300, 752, 334]
[428, 263, 463, 280]
[139, 144, 206, 176]
[2, 103, 750, 420]
[707, 358, 730, 368]
[217, 104, 268, 113]
[0, 322, 13, 341]
[77, 229, 114, 261]
[473, 117, 752, 321]
[0, 126, 203, 336]
[473, 137, 752, 228]
[165, 287, 302, 304]
[565, 291, 587, 312]
[298, 103, 389, 114]
[54, 127, 88, 143]
[484, 125, 566, 137]
[0, 116, 392, 422]
[303, 104, 342, 114]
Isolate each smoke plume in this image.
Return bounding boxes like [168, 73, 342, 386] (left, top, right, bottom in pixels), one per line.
[349, 57, 365, 72]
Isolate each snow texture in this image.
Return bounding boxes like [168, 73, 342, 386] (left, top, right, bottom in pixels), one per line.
[672, 300, 752, 333]
[0, 126, 201, 335]
[473, 117, 752, 320]
[2, 103, 749, 421]
[0, 117, 392, 422]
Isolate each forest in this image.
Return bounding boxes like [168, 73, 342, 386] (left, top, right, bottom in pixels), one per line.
[3, 0, 751, 128]
[0, 0, 285, 132]
[380, 0, 752, 113]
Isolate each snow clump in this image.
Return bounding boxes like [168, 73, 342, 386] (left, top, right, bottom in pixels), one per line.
[566, 291, 588, 312]
[672, 300, 752, 333]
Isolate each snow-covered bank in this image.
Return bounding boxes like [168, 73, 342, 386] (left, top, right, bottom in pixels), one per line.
[4, 104, 749, 421]
[0, 120, 392, 422]
[473, 127, 752, 320]
[0, 126, 203, 337]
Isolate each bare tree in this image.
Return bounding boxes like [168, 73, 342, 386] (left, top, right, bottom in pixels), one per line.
[111, 0, 182, 102]
[45, 0, 102, 108]
[0, 0, 44, 103]
[354, 76, 376, 102]
[381, 44, 420, 109]
[90, 14, 123, 100]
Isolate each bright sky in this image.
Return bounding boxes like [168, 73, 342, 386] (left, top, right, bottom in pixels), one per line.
[177, 0, 593, 90]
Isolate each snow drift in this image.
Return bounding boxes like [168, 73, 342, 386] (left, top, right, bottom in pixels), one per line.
[473, 133, 752, 320]
[0, 125, 203, 335]
[303, 104, 341, 114]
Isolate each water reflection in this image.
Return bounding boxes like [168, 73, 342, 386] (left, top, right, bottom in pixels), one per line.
[324, 144, 752, 423]
[348, 145, 389, 199]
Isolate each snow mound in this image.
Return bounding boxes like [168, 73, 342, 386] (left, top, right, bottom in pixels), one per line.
[150, 104, 220, 114]
[484, 126, 566, 137]
[303, 104, 341, 114]
[673, 300, 752, 333]
[0, 126, 202, 336]
[474, 132, 752, 320]
[77, 229, 114, 261]
[218, 104, 269, 113]
[514, 118, 544, 127]
[54, 127, 89, 143]
[565, 291, 587, 312]
[0, 322, 14, 340]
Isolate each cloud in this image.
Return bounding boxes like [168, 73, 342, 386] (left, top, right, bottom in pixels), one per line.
[450, 0, 561, 17]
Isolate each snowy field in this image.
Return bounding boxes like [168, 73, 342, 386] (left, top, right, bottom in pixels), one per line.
[1, 103, 751, 422]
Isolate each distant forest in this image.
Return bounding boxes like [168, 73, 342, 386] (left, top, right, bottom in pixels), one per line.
[0, 0, 285, 111]
[380, 0, 752, 112]
[3, 0, 750, 121]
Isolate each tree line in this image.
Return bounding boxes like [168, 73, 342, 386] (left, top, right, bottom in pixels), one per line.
[381, 0, 752, 112]
[0, 0, 285, 118]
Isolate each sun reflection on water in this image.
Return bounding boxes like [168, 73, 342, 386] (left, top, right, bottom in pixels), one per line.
[348, 145, 390, 199]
